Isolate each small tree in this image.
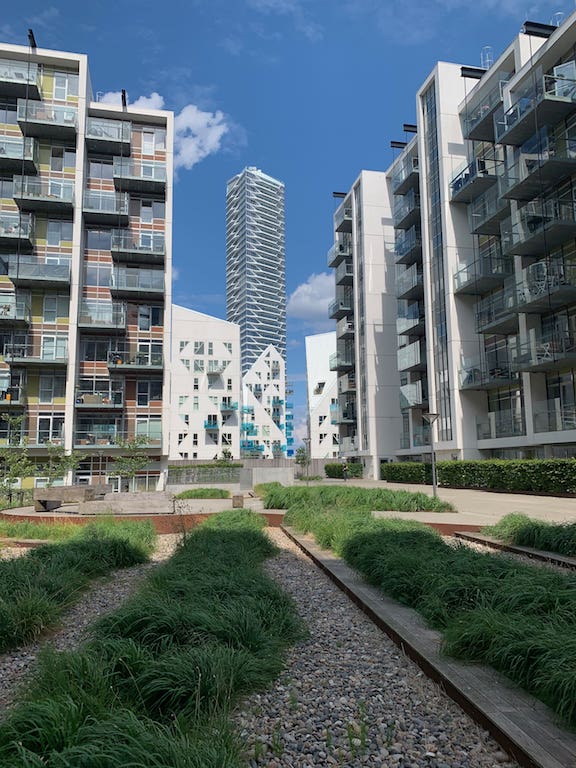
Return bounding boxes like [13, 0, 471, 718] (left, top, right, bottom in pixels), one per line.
[41, 443, 82, 487]
[111, 435, 151, 491]
[220, 448, 233, 461]
[0, 413, 33, 504]
[295, 445, 310, 481]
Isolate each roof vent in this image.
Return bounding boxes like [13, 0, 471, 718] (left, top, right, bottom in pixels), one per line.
[480, 46, 493, 70]
[551, 12, 564, 27]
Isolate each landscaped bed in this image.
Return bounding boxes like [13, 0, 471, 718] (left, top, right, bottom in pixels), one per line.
[282, 502, 576, 728]
[483, 512, 576, 557]
[174, 487, 230, 499]
[0, 510, 304, 767]
[0, 520, 156, 652]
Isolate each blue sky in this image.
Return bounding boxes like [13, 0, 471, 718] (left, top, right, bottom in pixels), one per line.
[2, 0, 575, 441]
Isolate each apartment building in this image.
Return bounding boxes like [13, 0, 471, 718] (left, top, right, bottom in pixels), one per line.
[226, 166, 286, 374]
[327, 171, 402, 478]
[169, 305, 241, 461]
[305, 331, 340, 459]
[386, 15, 576, 461]
[241, 345, 288, 459]
[0, 41, 172, 489]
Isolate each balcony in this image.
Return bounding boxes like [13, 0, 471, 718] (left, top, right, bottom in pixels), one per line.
[0, 212, 34, 251]
[333, 407, 356, 425]
[340, 436, 357, 453]
[413, 425, 431, 447]
[0, 137, 38, 173]
[393, 189, 420, 230]
[338, 374, 356, 395]
[17, 100, 77, 138]
[76, 382, 124, 409]
[0, 384, 25, 407]
[396, 264, 423, 300]
[533, 399, 576, 433]
[474, 288, 518, 335]
[394, 225, 421, 265]
[453, 249, 513, 295]
[327, 238, 352, 268]
[113, 158, 166, 194]
[459, 356, 519, 390]
[335, 259, 353, 285]
[83, 190, 129, 225]
[220, 401, 238, 412]
[78, 300, 126, 333]
[392, 156, 419, 195]
[110, 267, 164, 300]
[468, 186, 509, 235]
[74, 424, 161, 449]
[334, 204, 352, 233]
[0, 59, 41, 98]
[450, 157, 500, 204]
[4, 341, 68, 366]
[397, 340, 426, 372]
[477, 410, 526, 440]
[110, 229, 165, 265]
[329, 295, 353, 319]
[3, 255, 71, 288]
[336, 317, 354, 339]
[329, 351, 354, 372]
[108, 344, 163, 373]
[204, 419, 219, 430]
[400, 380, 427, 409]
[0, 293, 31, 325]
[495, 74, 576, 146]
[512, 260, 576, 314]
[462, 72, 511, 141]
[85, 117, 132, 155]
[512, 329, 576, 373]
[13, 176, 74, 213]
[501, 199, 576, 257]
[241, 423, 258, 436]
[396, 301, 425, 335]
[272, 397, 284, 405]
[500, 140, 576, 202]
[207, 362, 228, 376]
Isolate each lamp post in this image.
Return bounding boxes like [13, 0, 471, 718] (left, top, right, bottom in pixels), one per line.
[422, 412, 439, 497]
[303, 437, 311, 486]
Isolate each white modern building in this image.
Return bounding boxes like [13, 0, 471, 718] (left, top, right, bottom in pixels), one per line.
[305, 331, 340, 459]
[327, 171, 402, 477]
[241, 344, 288, 459]
[169, 305, 241, 461]
[0, 38, 173, 491]
[225, 166, 286, 374]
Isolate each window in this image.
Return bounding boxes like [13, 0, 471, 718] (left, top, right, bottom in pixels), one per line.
[51, 147, 76, 172]
[41, 335, 67, 360]
[193, 359, 204, 372]
[84, 263, 112, 288]
[137, 380, 162, 406]
[178, 432, 187, 444]
[137, 305, 163, 330]
[139, 200, 165, 223]
[179, 452, 188, 459]
[0, 102, 17, 125]
[43, 295, 69, 322]
[192, 433, 198, 446]
[47, 220, 73, 246]
[86, 229, 111, 250]
[192, 397, 199, 411]
[142, 131, 155, 155]
[227, 378, 232, 391]
[136, 416, 161, 443]
[89, 160, 113, 180]
[37, 414, 65, 444]
[194, 341, 204, 355]
[53, 73, 69, 100]
[224, 342, 232, 353]
[0, 177, 13, 199]
[179, 340, 187, 352]
[82, 339, 108, 361]
[178, 395, 188, 409]
[319, 433, 327, 441]
[208, 342, 213, 356]
[39, 375, 66, 403]
[222, 433, 232, 445]
[193, 377, 199, 391]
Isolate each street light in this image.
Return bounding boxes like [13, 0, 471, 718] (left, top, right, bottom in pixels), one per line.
[422, 412, 439, 497]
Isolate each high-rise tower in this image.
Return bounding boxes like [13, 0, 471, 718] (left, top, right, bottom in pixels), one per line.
[225, 166, 286, 374]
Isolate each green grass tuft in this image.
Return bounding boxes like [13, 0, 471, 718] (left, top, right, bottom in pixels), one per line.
[483, 513, 576, 557]
[174, 488, 230, 499]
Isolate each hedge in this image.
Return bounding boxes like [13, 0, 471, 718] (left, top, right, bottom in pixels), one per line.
[381, 458, 576, 495]
[325, 462, 363, 479]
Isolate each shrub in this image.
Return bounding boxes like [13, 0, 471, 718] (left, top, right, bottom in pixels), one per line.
[381, 462, 431, 483]
[484, 513, 576, 557]
[175, 488, 230, 499]
[325, 462, 362, 479]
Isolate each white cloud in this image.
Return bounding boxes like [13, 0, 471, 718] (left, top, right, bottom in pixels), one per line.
[246, 0, 323, 41]
[287, 272, 334, 331]
[97, 91, 232, 172]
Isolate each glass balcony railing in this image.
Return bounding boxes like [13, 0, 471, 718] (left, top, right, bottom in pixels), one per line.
[500, 136, 576, 200]
[449, 157, 501, 202]
[335, 259, 353, 284]
[108, 344, 163, 369]
[337, 317, 355, 338]
[512, 258, 576, 313]
[111, 229, 165, 261]
[86, 117, 132, 144]
[329, 295, 353, 319]
[76, 385, 124, 408]
[476, 410, 526, 440]
[400, 380, 427, 409]
[204, 419, 219, 430]
[241, 423, 258, 435]
[340, 436, 357, 453]
[329, 351, 354, 371]
[413, 425, 431, 446]
[474, 286, 517, 334]
[533, 399, 576, 433]
[396, 301, 424, 335]
[512, 328, 576, 372]
[220, 401, 238, 411]
[394, 225, 421, 264]
[0, 136, 38, 168]
[334, 204, 352, 233]
[4, 340, 68, 364]
[0, 384, 25, 406]
[113, 158, 166, 184]
[459, 355, 518, 389]
[396, 264, 423, 299]
[83, 190, 129, 217]
[397, 340, 425, 371]
[393, 189, 420, 229]
[112, 267, 164, 294]
[78, 300, 126, 330]
[0, 211, 34, 243]
[3, 255, 70, 286]
[495, 74, 576, 145]
[0, 293, 31, 323]
[501, 199, 576, 256]
[13, 176, 74, 206]
[468, 185, 509, 235]
[0, 59, 40, 91]
[74, 424, 161, 448]
[391, 156, 419, 195]
[462, 72, 512, 141]
[327, 238, 352, 267]
[453, 247, 513, 295]
[17, 100, 77, 132]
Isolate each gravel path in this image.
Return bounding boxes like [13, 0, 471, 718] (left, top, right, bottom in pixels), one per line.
[236, 528, 518, 768]
[0, 533, 181, 715]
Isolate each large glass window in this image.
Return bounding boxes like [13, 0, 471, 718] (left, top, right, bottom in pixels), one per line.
[39, 375, 66, 403]
[43, 295, 69, 322]
[137, 380, 162, 406]
[0, 102, 17, 125]
[89, 160, 113, 180]
[86, 229, 111, 250]
[47, 220, 73, 246]
[0, 177, 13, 199]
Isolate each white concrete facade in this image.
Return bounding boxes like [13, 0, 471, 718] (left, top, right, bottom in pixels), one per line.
[328, 171, 402, 478]
[169, 305, 241, 461]
[305, 332, 339, 459]
[241, 345, 287, 459]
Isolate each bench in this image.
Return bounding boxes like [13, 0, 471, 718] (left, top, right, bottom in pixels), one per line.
[33, 484, 112, 512]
